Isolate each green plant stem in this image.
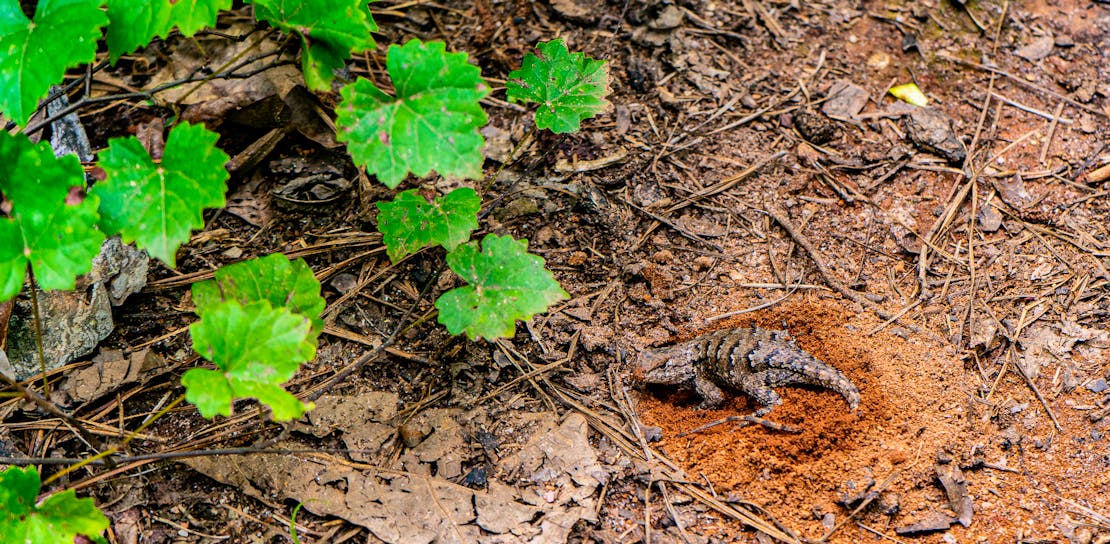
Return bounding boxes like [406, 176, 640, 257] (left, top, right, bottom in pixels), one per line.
[21, 51, 288, 137]
[43, 393, 186, 485]
[26, 271, 48, 396]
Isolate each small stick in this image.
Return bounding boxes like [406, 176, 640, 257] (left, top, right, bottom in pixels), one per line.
[991, 92, 1072, 124]
[676, 414, 800, 437]
[819, 471, 900, 542]
[865, 299, 924, 336]
[1010, 348, 1063, 432]
[767, 207, 917, 331]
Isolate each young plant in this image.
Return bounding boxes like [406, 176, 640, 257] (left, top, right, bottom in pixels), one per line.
[507, 38, 611, 133]
[92, 122, 230, 266]
[0, 2, 611, 538]
[105, 0, 231, 63]
[342, 37, 610, 339]
[184, 254, 324, 421]
[336, 38, 490, 188]
[435, 234, 568, 339]
[0, 131, 104, 301]
[0, 465, 109, 543]
[250, 0, 378, 91]
[0, 0, 107, 126]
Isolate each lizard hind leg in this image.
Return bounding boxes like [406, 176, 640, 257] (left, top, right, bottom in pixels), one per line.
[676, 411, 800, 437]
[677, 380, 799, 436]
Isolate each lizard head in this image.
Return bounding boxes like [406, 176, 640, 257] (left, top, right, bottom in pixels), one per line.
[632, 348, 696, 385]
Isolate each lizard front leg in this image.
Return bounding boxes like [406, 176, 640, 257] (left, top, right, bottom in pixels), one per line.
[693, 373, 726, 409]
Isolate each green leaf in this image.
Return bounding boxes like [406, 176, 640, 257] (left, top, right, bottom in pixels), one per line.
[186, 300, 315, 421]
[0, 466, 109, 543]
[105, 0, 231, 63]
[0, 0, 107, 127]
[250, 0, 377, 91]
[377, 187, 481, 262]
[435, 234, 567, 340]
[507, 39, 610, 134]
[93, 122, 229, 267]
[336, 39, 490, 188]
[0, 131, 104, 303]
[191, 254, 324, 339]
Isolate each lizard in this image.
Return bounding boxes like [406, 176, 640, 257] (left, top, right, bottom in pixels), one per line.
[632, 327, 860, 432]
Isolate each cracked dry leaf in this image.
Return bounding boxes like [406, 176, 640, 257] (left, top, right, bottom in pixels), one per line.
[59, 349, 162, 404]
[185, 440, 524, 544]
[936, 461, 973, 527]
[186, 402, 606, 543]
[501, 412, 604, 543]
[1018, 321, 1110, 380]
[301, 393, 399, 461]
[476, 481, 540, 534]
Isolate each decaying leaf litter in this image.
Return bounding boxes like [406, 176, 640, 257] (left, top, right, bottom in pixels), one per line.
[2, 0, 1109, 542]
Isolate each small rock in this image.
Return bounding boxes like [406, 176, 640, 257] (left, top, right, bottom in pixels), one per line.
[1086, 378, 1107, 393]
[330, 273, 358, 293]
[993, 175, 1036, 209]
[895, 510, 956, 535]
[905, 107, 966, 163]
[648, 5, 684, 29]
[398, 423, 427, 448]
[548, 0, 597, 23]
[5, 237, 149, 380]
[652, 249, 675, 264]
[878, 492, 901, 515]
[493, 197, 539, 221]
[867, 52, 890, 70]
[463, 466, 488, 487]
[1014, 35, 1055, 62]
[631, 27, 669, 48]
[978, 204, 1003, 232]
[822, 80, 870, 119]
[481, 125, 515, 163]
[794, 110, 838, 145]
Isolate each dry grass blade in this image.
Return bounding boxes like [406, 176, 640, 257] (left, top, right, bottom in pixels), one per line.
[543, 380, 801, 543]
[146, 233, 382, 290]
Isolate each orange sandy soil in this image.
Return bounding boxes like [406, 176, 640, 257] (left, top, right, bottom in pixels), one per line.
[635, 297, 1109, 542]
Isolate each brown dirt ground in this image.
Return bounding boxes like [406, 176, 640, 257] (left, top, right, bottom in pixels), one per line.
[3, 0, 1110, 542]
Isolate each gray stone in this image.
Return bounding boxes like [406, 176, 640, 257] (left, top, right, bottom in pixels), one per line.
[5, 237, 148, 380]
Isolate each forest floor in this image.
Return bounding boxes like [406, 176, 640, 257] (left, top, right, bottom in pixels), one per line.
[3, 0, 1110, 543]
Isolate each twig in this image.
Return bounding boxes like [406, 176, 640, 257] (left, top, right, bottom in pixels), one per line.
[766, 206, 917, 331]
[0, 372, 113, 466]
[865, 298, 924, 336]
[1009, 348, 1062, 432]
[675, 414, 800, 437]
[305, 259, 446, 401]
[1040, 101, 1065, 165]
[937, 53, 1106, 118]
[819, 471, 900, 542]
[989, 92, 1072, 125]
